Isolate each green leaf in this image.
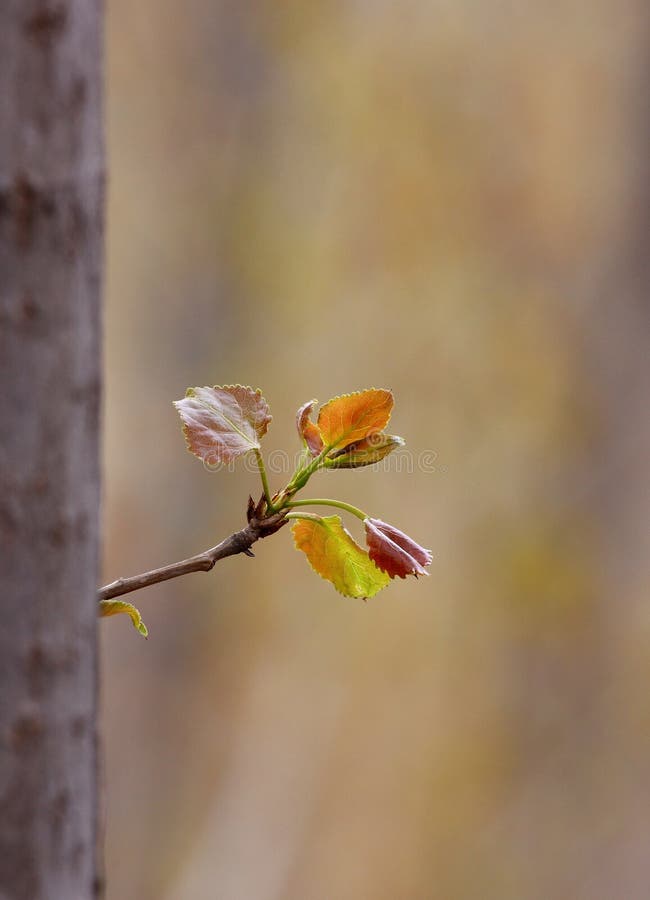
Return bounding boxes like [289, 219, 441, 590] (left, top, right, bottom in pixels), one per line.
[291, 515, 390, 599]
[325, 433, 405, 468]
[173, 385, 272, 467]
[317, 389, 393, 451]
[99, 600, 149, 637]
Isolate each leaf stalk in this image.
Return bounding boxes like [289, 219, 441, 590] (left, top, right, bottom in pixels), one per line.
[254, 448, 274, 510]
[284, 498, 368, 521]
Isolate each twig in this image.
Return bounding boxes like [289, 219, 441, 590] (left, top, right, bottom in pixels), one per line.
[97, 497, 287, 603]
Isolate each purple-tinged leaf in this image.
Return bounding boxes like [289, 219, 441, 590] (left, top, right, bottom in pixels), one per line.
[174, 385, 271, 466]
[364, 517, 432, 579]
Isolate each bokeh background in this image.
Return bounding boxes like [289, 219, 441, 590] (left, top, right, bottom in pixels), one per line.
[102, 3, 650, 898]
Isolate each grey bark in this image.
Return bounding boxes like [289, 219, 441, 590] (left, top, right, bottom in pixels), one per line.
[0, 3, 103, 899]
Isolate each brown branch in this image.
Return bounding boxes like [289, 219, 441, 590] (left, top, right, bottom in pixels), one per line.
[97, 497, 287, 603]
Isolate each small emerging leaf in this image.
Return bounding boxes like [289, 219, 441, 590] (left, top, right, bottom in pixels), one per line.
[292, 515, 390, 598]
[317, 389, 393, 451]
[99, 600, 148, 637]
[174, 385, 271, 466]
[364, 517, 432, 579]
[326, 433, 405, 468]
[296, 399, 324, 456]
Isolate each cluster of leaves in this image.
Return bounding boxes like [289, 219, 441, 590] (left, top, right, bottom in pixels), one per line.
[101, 385, 431, 635]
[176, 385, 431, 598]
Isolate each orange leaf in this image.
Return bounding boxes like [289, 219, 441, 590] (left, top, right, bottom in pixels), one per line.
[291, 515, 390, 598]
[317, 389, 393, 452]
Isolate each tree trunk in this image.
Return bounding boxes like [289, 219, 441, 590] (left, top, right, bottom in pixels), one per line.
[0, 2, 103, 898]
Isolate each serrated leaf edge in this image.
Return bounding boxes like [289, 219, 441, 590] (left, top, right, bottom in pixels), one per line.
[174, 384, 272, 459]
[291, 516, 389, 599]
[316, 388, 394, 450]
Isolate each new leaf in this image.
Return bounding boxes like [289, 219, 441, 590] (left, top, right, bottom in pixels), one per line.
[296, 399, 324, 456]
[292, 515, 390, 599]
[317, 389, 393, 451]
[99, 600, 148, 637]
[364, 518, 432, 579]
[325, 433, 405, 468]
[174, 385, 271, 466]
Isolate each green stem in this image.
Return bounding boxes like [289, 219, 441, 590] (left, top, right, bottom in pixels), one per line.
[301, 445, 332, 478]
[254, 448, 273, 510]
[289, 442, 337, 491]
[285, 511, 323, 523]
[284, 498, 368, 521]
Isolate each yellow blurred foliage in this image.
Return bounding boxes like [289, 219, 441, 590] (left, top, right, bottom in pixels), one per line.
[102, 2, 650, 898]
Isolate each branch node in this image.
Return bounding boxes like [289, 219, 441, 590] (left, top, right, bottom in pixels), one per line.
[97, 497, 288, 603]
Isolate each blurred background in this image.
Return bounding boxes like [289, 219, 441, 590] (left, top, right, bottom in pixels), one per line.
[102, 2, 650, 898]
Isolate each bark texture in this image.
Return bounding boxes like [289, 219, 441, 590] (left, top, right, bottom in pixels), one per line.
[0, 2, 103, 898]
